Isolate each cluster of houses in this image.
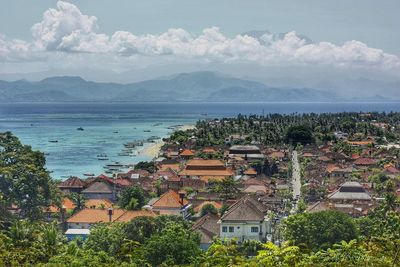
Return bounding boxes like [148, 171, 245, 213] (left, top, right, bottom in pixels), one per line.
[302, 134, 400, 216]
[51, 143, 292, 246]
[50, 123, 400, 248]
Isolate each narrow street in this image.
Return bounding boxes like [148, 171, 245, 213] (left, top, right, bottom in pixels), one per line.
[291, 150, 301, 212]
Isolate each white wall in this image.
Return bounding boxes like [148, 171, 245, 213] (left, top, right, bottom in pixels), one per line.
[219, 221, 270, 242]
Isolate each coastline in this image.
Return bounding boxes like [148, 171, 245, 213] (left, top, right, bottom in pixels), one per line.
[139, 124, 195, 159]
[140, 140, 165, 159]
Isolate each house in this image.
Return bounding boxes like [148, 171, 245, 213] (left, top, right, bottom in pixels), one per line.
[66, 208, 155, 230]
[58, 176, 86, 194]
[180, 149, 195, 159]
[179, 159, 233, 180]
[353, 158, 378, 168]
[46, 197, 76, 215]
[243, 168, 258, 177]
[192, 213, 220, 250]
[228, 145, 264, 162]
[334, 131, 349, 140]
[82, 181, 115, 201]
[218, 195, 271, 242]
[328, 181, 372, 202]
[150, 190, 191, 219]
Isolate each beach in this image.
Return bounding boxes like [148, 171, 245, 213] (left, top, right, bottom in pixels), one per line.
[140, 140, 165, 158]
[140, 124, 195, 158]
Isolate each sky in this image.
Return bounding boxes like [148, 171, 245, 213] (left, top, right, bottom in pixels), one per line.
[0, 0, 399, 87]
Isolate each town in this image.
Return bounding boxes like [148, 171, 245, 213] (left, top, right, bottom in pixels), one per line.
[1, 112, 400, 266]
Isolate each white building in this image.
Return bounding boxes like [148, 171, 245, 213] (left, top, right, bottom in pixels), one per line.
[218, 195, 271, 242]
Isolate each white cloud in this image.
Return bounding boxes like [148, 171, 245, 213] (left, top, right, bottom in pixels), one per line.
[0, 0, 399, 73]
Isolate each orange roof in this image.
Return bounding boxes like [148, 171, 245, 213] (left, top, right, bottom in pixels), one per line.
[179, 169, 233, 177]
[326, 164, 339, 173]
[180, 149, 195, 156]
[85, 199, 113, 209]
[186, 159, 225, 167]
[200, 176, 226, 183]
[268, 151, 285, 159]
[351, 154, 361, 159]
[116, 210, 156, 222]
[48, 198, 76, 213]
[348, 140, 373, 146]
[159, 164, 181, 172]
[302, 152, 314, 157]
[152, 190, 188, 208]
[67, 209, 126, 223]
[354, 158, 377, 165]
[193, 201, 223, 213]
[244, 168, 257, 175]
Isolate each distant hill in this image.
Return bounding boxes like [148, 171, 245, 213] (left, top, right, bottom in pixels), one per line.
[0, 71, 392, 102]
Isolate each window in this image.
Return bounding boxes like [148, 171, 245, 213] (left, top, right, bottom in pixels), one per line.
[229, 226, 234, 233]
[222, 226, 227, 233]
[251, 227, 259, 233]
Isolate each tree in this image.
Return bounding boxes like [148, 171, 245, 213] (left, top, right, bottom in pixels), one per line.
[134, 161, 156, 173]
[70, 193, 86, 212]
[214, 176, 239, 200]
[143, 222, 201, 266]
[284, 125, 314, 145]
[283, 210, 358, 251]
[84, 223, 126, 256]
[118, 186, 146, 210]
[200, 204, 218, 217]
[0, 132, 56, 220]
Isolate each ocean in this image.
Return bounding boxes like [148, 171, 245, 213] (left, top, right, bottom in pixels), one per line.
[1, 102, 400, 179]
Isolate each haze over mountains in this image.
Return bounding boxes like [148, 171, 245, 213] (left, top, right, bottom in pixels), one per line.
[0, 72, 398, 102]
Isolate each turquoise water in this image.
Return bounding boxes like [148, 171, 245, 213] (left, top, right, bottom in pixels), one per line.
[1, 102, 400, 179]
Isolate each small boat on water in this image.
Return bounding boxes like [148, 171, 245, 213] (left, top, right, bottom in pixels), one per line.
[83, 173, 95, 177]
[124, 141, 144, 148]
[153, 123, 162, 126]
[77, 127, 84, 131]
[143, 130, 151, 132]
[49, 140, 58, 143]
[113, 131, 119, 133]
[147, 136, 161, 143]
[97, 154, 108, 160]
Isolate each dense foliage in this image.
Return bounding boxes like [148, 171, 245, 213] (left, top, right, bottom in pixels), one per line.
[283, 210, 358, 251]
[0, 132, 58, 221]
[118, 186, 146, 210]
[194, 112, 400, 146]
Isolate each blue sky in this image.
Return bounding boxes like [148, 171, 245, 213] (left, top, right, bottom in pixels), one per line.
[0, 0, 399, 87]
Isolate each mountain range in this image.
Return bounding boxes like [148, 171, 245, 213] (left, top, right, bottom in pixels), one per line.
[0, 71, 396, 102]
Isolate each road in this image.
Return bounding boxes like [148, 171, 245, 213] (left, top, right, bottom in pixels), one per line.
[291, 150, 301, 211]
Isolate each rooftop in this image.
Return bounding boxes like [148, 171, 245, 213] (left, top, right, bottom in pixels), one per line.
[152, 190, 188, 209]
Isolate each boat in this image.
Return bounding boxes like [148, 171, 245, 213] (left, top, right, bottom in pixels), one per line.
[49, 140, 58, 143]
[77, 127, 84, 131]
[143, 130, 151, 132]
[147, 135, 161, 142]
[97, 154, 108, 160]
[113, 131, 119, 133]
[83, 173, 95, 177]
[153, 123, 162, 126]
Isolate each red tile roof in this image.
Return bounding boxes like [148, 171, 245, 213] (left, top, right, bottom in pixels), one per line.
[152, 190, 188, 208]
[353, 158, 377, 165]
[59, 177, 85, 188]
[180, 149, 195, 156]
